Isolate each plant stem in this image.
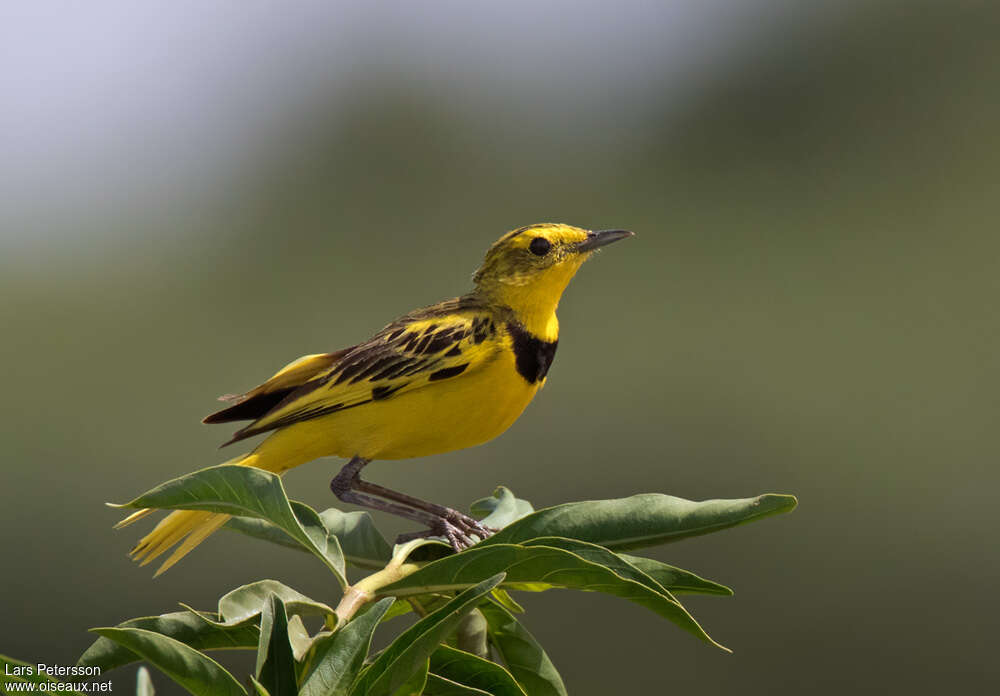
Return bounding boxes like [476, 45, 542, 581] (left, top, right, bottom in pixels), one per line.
[333, 556, 421, 625]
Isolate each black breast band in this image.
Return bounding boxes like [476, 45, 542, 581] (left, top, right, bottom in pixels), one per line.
[506, 321, 558, 384]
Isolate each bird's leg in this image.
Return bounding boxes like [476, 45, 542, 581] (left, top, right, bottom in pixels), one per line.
[330, 455, 494, 551]
[330, 457, 439, 527]
[353, 478, 496, 543]
[335, 457, 494, 536]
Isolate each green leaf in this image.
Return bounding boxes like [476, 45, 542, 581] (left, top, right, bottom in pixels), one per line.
[136, 667, 155, 696]
[390, 536, 454, 565]
[454, 610, 489, 659]
[515, 536, 723, 608]
[79, 582, 337, 675]
[618, 554, 733, 596]
[379, 542, 727, 652]
[115, 464, 347, 586]
[78, 611, 259, 671]
[404, 595, 455, 620]
[223, 515, 309, 553]
[1, 655, 85, 695]
[286, 615, 313, 661]
[350, 574, 506, 696]
[423, 674, 491, 696]
[379, 599, 416, 624]
[429, 646, 526, 696]
[479, 604, 567, 696]
[391, 659, 428, 696]
[90, 628, 246, 696]
[225, 507, 394, 572]
[320, 508, 394, 569]
[488, 589, 524, 614]
[249, 678, 272, 696]
[214, 580, 336, 627]
[470, 487, 534, 529]
[517, 537, 676, 597]
[482, 493, 797, 551]
[256, 594, 297, 696]
[298, 597, 395, 696]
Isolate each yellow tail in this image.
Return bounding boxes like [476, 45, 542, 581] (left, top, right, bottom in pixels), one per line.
[117, 428, 326, 576]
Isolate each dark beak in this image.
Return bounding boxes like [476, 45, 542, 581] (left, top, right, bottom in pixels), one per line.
[575, 229, 635, 253]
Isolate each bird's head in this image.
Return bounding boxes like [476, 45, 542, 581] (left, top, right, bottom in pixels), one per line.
[473, 223, 633, 332]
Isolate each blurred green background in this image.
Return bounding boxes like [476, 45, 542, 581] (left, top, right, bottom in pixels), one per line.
[2, 1, 998, 692]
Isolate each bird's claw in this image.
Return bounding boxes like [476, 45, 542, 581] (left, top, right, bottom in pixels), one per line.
[440, 508, 496, 550]
[394, 509, 496, 552]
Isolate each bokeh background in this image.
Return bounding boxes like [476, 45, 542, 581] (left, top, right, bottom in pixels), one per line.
[3, 1, 998, 693]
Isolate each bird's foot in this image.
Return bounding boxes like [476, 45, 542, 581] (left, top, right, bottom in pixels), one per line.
[442, 508, 497, 543]
[437, 508, 497, 551]
[395, 510, 497, 552]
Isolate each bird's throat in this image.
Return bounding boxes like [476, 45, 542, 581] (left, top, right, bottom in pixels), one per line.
[476, 254, 582, 341]
[486, 282, 565, 341]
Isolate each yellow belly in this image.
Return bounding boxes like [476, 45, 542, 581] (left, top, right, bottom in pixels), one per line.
[262, 348, 541, 462]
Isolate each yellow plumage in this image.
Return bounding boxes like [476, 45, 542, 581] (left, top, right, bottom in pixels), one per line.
[120, 223, 633, 573]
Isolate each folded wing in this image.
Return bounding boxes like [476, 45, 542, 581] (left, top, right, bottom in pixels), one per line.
[204, 297, 501, 446]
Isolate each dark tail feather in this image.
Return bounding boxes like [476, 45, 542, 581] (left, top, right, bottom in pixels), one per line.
[202, 388, 297, 424]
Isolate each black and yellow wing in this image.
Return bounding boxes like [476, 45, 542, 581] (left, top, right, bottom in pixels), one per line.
[204, 296, 503, 446]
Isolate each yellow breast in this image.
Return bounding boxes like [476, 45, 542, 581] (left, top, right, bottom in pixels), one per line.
[285, 342, 541, 461]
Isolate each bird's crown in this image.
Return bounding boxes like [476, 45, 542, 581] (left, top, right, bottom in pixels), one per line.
[471, 223, 632, 336]
[472, 223, 592, 289]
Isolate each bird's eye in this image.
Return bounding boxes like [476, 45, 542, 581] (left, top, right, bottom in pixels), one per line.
[529, 237, 551, 256]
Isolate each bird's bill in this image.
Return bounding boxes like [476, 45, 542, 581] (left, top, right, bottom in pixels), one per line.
[574, 229, 635, 253]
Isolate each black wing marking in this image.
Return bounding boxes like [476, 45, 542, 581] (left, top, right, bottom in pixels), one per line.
[217, 295, 500, 445]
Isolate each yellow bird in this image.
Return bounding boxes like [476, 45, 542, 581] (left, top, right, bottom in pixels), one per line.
[120, 223, 633, 574]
